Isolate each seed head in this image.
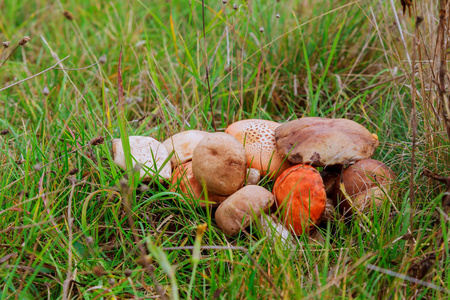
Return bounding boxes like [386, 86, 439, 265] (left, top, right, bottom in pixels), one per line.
[233, 4, 238, 10]
[90, 136, 104, 146]
[19, 36, 31, 46]
[119, 178, 129, 190]
[63, 11, 74, 21]
[259, 27, 264, 33]
[108, 278, 115, 286]
[86, 236, 94, 245]
[99, 54, 107, 64]
[42, 86, 50, 96]
[33, 162, 43, 172]
[138, 184, 150, 192]
[68, 168, 79, 175]
[92, 266, 105, 277]
[222, 0, 228, 4]
[276, 13, 280, 19]
[2, 41, 10, 48]
[124, 269, 132, 277]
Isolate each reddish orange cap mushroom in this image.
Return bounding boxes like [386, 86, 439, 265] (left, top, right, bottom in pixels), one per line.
[273, 164, 326, 235]
[171, 162, 227, 207]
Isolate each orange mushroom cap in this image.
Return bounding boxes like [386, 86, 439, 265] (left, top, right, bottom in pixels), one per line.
[225, 119, 291, 177]
[273, 164, 326, 235]
[171, 162, 227, 207]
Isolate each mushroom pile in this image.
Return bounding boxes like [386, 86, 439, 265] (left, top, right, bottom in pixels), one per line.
[112, 117, 396, 242]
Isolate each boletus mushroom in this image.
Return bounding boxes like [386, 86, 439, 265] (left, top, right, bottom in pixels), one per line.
[225, 119, 291, 177]
[334, 159, 396, 215]
[192, 133, 247, 196]
[162, 130, 210, 167]
[171, 162, 227, 207]
[215, 185, 275, 236]
[275, 117, 379, 167]
[273, 164, 326, 235]
[112, 136, 171, 181]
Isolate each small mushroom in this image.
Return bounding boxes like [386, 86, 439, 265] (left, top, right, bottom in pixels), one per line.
[192, 133, 247, 196]
[171, 162, 227, 207]
[225, 119, 291, 177]
[246, 168, 261, 185]
[334, 159, 396, 215]
[273, 164, 327, 235]
[215, 185, 275, 236]
[275, 117, 379, 167]
[258, 214, 293, 247]
[112, 136, 171, 181]
[162, 130, 210, 167]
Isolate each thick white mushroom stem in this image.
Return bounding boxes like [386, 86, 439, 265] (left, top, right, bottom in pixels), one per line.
[258, 214, 293, 247]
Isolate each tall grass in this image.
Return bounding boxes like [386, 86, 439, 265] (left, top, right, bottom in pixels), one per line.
[1, 0, 450, 298]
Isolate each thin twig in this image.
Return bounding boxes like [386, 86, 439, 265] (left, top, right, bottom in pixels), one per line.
[0, 56, 70, 91]
[0, 44, 20, 70]
[409, 16, 422, 248]
[54, 61, 100, 71]
[366, 264, 449, 293]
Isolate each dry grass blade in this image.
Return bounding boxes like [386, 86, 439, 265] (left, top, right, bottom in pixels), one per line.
[367, 263, 448, 293]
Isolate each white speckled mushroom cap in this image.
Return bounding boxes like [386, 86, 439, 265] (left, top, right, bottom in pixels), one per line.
[112, 136, 171, 181]
[225, 119, 291, 176]
[162, 130, 210, 167]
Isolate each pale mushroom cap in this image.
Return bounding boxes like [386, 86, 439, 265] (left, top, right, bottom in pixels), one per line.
[162, 130, 210, 167]
[225, 119, 291, 176]
[215, 185, 275, 236]
[171, 162, 227, 207]
[112, 136, 171, 181]
[192, 133, 247, 196]
[275, 117, 379, 167]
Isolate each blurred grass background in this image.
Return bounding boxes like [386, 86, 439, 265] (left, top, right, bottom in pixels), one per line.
[1, 0, 450, 298]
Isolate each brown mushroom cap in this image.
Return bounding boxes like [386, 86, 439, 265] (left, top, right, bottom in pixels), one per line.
[275, 117, 379, 167]
[162, 130, 210, 167]
[112, 136, 171, 181]
[215, 185, 275, 236]
[192, 133, 247, 196]
[171, 162, 227, 207]
[225, 119, 291, 176]
[335, 159, 396, 215]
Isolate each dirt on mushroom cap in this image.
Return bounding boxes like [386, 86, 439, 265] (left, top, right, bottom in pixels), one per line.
[275, 117, 379, 167]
